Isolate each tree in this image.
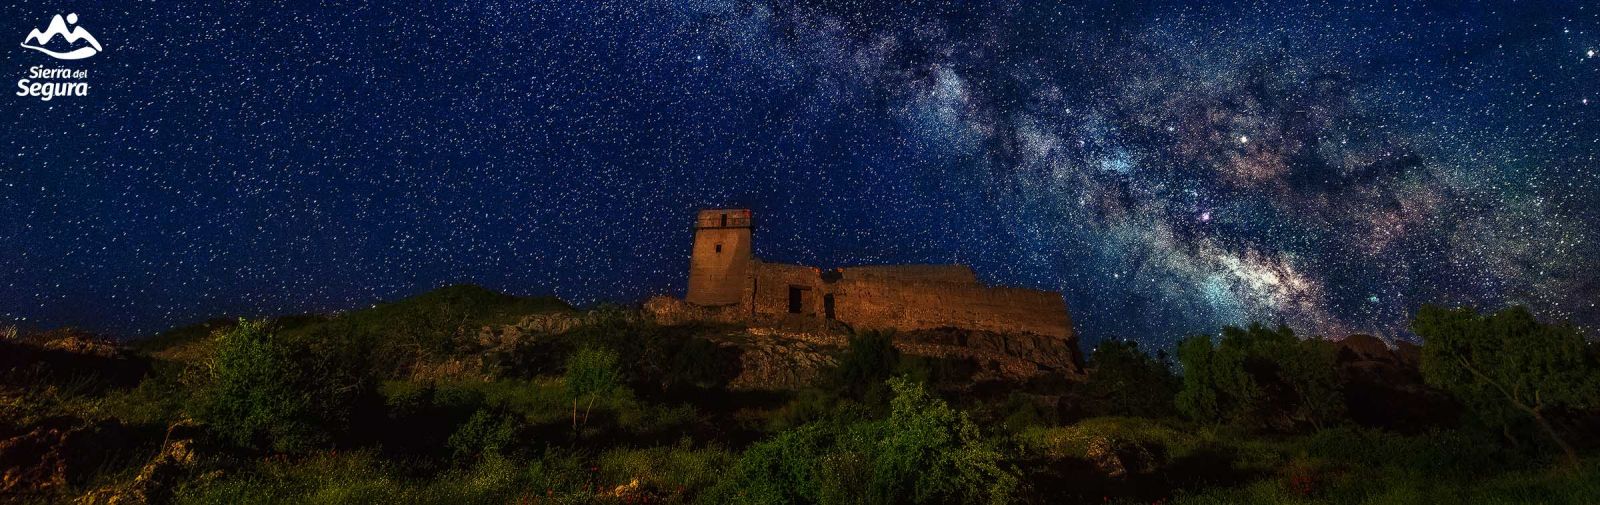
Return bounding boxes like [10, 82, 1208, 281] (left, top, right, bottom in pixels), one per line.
[565, 347, 622, 432]
[1175, 335, 1224, 422]
[1413, 305, 1598, 468]
[1079, 340, 1181, 418]
[1175, 324, 1343, 430]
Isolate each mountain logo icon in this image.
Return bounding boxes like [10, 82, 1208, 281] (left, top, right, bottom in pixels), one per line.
[21, 13, 102, 60]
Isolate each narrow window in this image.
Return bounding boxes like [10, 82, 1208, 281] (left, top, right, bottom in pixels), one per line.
[715, 243, 723, 253]
[823, 294, 836, 320]
[721, 214, 728, 227]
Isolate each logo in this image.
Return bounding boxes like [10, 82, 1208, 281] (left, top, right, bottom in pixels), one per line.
[21, 13, 101, 60]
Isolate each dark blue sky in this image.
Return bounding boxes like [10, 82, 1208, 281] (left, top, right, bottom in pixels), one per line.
[3, 1, 1597, 348]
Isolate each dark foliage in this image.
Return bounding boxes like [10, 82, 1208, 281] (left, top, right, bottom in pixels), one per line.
[194, 320, 378, 453]
[1176, 323, 1344, 431]
[1076, 340, 1181, 419]
[1414, 305, 1600, 468]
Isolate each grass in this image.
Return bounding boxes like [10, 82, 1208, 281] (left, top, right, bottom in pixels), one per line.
[132, 285, 572, 364]
[173, 451, 536, 505]
[171, 444, 737, 505]
[1170, 459, 1600, 504]
[287, 284, 571, 338]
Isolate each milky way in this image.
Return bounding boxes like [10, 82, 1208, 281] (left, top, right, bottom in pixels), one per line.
[2, 1, 1597, 348]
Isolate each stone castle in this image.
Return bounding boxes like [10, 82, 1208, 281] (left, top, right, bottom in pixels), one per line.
[667, 208, 1076, 341]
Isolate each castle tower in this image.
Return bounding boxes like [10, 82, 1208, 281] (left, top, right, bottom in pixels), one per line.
[686, 209, 753, 306]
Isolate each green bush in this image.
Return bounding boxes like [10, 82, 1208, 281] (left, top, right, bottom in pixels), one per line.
[707, 377, 1017, 505]
[829, 331, 901, 398]
[873, 376, 1018, 504]
[447, 409, 521, 460]
[667, 336, 727, 389]
[1078, 340, 1181, 419]
[1176, 324, 1343, 431]
[195, 320, 374, 452]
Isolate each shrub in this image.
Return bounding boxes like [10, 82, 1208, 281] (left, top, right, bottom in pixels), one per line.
[447, 409, 521, 460]
[1079, 340, 1181, 419]
[667, 336, 727, 389]
[566, 347, 623, 431]
[1176, 324, 1343, 431]
[874, 376, 1018, 504]
[828, 330, 918, 410]
[708, 377, 1017, 505]
[195, 319, 373, 452]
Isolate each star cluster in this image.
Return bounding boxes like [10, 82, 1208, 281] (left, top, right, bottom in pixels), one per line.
[2, 1, 1596, 348]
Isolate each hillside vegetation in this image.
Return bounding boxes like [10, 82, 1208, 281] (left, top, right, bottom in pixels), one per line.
[1, 287, 1597, 504]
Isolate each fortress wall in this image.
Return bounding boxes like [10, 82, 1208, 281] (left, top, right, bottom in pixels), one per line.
[748, 262, 825, 318]
[833, 278, 1073, 340]
[743, 262, 1073, 340]
[836, 264, 978, 284]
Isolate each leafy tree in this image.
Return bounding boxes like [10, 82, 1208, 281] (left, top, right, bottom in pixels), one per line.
[1175, 324, 1343, 430]
[565, 347, 622, 431]
[1079, 339, 1181, 418]
[196, 319, 372, 452]
[1413, 305, 1598, 468]
[1175, 335, 1224, 422]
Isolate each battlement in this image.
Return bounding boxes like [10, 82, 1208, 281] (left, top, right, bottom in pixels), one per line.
[695, 209, 752, 229]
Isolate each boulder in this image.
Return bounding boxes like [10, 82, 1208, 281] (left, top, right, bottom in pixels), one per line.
[721, 333, 836, 391]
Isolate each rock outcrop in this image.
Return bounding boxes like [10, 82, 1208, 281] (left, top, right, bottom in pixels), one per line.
[0, 417, 131, 497]
[896, 327, 1083, 380]
[76, 420, 204, 505]
[714, 330, 838, 391]
[1335, 334, 1457, 432]
[685, 324, 1081, 391]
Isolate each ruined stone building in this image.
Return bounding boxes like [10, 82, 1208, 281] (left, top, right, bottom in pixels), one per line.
[677, 208, 1075, 341]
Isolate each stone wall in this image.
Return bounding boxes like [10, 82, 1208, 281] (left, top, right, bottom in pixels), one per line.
[743, 261, 1074, 341]
[831, 278, 1073, 340]
[836, 264, 978, 283]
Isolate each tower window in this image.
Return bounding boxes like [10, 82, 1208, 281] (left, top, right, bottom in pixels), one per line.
[715, 243, 723, 253]
[721, 214, 728, 227]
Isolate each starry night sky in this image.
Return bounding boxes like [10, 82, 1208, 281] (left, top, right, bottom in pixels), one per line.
[3, 1, 1597, 348]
